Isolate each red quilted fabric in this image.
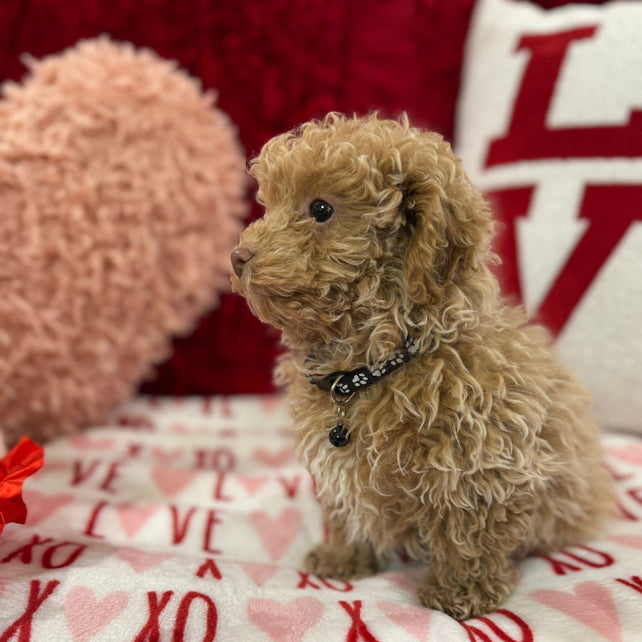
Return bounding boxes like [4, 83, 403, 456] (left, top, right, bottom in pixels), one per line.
[0, 0, 606, 394]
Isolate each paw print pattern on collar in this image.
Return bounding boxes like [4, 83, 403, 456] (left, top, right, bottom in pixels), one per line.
[308, 337, 422, 397]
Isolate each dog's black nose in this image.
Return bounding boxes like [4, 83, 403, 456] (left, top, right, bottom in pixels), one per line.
[231, 247, 254, 277]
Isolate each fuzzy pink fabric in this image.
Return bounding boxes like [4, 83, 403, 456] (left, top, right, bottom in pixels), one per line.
[0, 38, 246, 445]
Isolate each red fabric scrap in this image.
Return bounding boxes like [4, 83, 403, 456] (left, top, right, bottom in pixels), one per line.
[0, 437, 45, 534]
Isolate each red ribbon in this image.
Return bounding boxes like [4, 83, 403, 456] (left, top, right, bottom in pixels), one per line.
[0, 437, 45, 534]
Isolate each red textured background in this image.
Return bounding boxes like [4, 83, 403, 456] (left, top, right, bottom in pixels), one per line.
[0, 0, 606, 395]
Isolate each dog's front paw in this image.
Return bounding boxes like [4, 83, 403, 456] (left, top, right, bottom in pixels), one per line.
[418, 568, 514, 621]
[305, 542, 377, 581]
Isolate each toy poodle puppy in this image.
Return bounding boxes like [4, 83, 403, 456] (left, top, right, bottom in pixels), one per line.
[231, 113, 614, 620]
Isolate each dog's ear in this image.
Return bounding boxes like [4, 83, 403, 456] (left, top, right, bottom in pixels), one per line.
[397, 133, 493, 305]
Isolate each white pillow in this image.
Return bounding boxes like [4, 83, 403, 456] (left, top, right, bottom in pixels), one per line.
[456, 0, 642, 432]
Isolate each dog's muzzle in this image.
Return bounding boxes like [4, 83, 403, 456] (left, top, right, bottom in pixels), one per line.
[231, 247, 254, 278]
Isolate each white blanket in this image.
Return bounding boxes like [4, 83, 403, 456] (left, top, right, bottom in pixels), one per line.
[0, 395, 640, 641]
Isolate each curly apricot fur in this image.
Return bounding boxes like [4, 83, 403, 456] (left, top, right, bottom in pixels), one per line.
[233, 113, 614, 620]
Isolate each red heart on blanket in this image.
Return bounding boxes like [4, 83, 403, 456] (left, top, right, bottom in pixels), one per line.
[529, 581, 622, 642]
[64, 587, 128, 642]
[23, 490, 74, 526]
[116, 546, 171, 573]
[151, 467, 197, 497]
[247, 597, 324, 641]
[249, 507, 302, 562]
[377, 601, 432, 641]
[253, 448, 293, 468]
[116, 504, 158, 538]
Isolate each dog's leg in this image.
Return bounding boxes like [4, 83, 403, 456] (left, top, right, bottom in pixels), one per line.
[418, 549, 516, 620]
[304, 513, 377, 581]
[418, 496, 530, 620]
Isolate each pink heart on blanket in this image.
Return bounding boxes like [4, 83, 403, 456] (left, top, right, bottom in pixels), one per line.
[253, 447, 294, 468]
[529, 581, 622, 642]
[249, 508, 302, 562]
[23, 490, 74, 526]
[41, 460, 68, 473]
[247, 597, 324, 641]
[377, 601, 431, 641]
[69, 435, 116, 450]
[239, 561, 280, 587]
[260, 395, 282, 415]
[116, 546, 171, 573]
[150, 447, 184, 462]
[609, 535, 642, 550]
[607, 444, 642, 466]
[237, 475, 269, 496]
[151, 467, 197, 497]
[64, 587, 128, 642]
[116, 504, 158, 538]
[383, 569, 423, 594]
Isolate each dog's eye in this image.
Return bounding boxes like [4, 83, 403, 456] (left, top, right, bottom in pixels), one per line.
[309, 199, 334, 223]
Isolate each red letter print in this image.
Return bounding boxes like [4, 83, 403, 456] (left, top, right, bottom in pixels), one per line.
[127, 443, 145, 458]
[202, 510, 222, 555]
[277, 475, 302, 499]
[297, 572, 321, 590]
[486, 184, 642, 335]
[173, 592, 217, 642]
[194, 448, 236, 501]
[170, 506, 198, 546]
[71, 460, 123, 494]
[485, 187, 535, 302]
[194, 448, 236, 472]
[0, 580, 60, 642]
[71, 460, 102, 486]
[481, 24, 642, 335]
[83, 501, 108, 539]
[41, 542, 87, 569]
[536, 185, 642, 333]
[320, 578, 353, 593]
[538, 545, 614, 575]
[116, 415, 155, 431]
[297, 572, 353, 592]
[537, 552, 582, 576]
[196, 559, 222, 580]
[133, 591, 174, 642]
[487, 27, 642, 166]
[1, 535, 53, 565]
[339, 600, 380, 642]
[461, 608, 533, 642]
[616, 500, 639, 521]
[626, 487, 642, 506]
[615, 575, 642, 595]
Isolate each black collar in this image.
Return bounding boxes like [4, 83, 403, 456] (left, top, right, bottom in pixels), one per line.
[307, 337, 420, 397]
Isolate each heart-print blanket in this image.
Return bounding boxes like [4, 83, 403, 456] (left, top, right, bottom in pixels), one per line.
[0, 395, 640, 641]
